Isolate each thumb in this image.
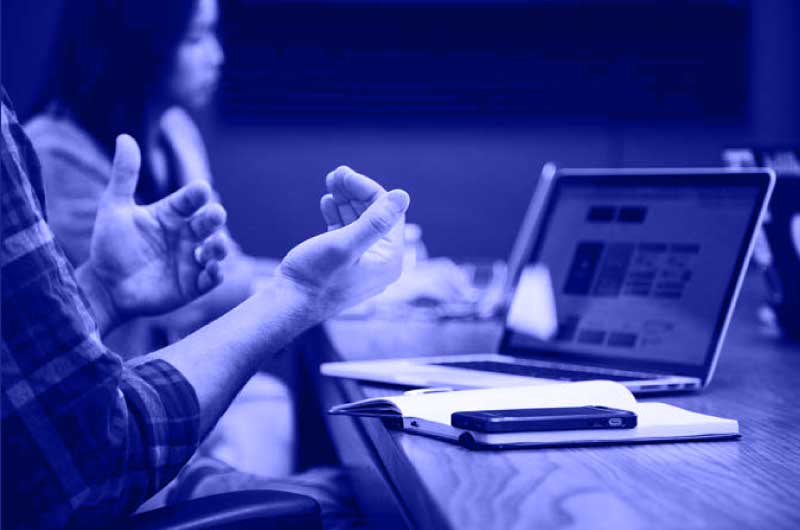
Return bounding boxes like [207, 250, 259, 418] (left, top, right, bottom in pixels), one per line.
[106, 134, 141, 202]
[338, 189, 410, 256]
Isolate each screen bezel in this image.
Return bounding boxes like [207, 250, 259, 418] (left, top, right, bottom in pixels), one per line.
[498, 168, 775, 383]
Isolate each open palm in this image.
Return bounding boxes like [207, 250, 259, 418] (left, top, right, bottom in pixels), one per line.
[87, 135, 228, 320]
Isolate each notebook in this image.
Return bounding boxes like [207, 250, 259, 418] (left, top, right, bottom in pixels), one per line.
[329, 381, 740, 449]
[322, 168, 775, 394]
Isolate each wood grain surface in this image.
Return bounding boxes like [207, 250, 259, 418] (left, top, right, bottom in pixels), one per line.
[321, 274, 800, 530]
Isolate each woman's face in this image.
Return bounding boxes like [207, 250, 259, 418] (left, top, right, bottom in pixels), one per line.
[166, 0, 224, 109]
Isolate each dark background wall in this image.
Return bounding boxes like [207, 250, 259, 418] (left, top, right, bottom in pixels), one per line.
[3, 0, 799, 259]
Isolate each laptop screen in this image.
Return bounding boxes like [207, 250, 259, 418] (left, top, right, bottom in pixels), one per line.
[502, 171, 772, 378]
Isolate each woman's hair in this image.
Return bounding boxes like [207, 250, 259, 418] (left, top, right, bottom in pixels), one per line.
[39, 0, 198, 168]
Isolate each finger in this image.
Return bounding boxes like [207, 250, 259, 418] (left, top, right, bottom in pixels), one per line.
[338, 189, 410, 256]
[327, 166, 386, 225]
[107, 134, 142, 202]
[194, 232, 228, 265]
[152, 181, 213, 229]
[326, 166, 385, 204]
[320, 194, 343, 230]
[197, 260, 223, 293]
[189, 203, 227, 240]
[333, 193, 359, 226]
[351, 200, 368, 216]
[325, 166, 349, 195]
[164, 181, 213, 217]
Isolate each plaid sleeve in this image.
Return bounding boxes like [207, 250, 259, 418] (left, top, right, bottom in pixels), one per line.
[1, 91, 201, 529]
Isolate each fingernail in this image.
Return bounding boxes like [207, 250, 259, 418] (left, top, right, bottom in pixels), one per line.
[386, 189, 410, 214]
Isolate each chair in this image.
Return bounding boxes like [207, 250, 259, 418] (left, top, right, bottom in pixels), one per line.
[119, 490, 322, 529]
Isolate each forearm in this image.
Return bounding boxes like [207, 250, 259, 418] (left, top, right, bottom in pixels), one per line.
[157, 255, 281, 342]
[135, 276, 317, 436]
[184, 254, 277, 319]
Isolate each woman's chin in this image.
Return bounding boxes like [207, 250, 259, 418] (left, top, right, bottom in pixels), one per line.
[184, 90, 214, 111]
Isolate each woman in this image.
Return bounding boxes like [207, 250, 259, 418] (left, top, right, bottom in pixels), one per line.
[27, 0, 293, 480]
[26, 0, 272, 351]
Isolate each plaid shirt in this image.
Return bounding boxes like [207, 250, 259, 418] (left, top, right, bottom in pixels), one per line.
[1, 89, 201, 529]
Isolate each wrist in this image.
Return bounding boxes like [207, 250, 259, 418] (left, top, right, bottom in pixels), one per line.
[75, 262, 123, 335]
[254, 273, 324, 331]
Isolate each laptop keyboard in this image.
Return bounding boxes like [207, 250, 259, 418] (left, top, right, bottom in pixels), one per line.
[429, 360, 655, 382]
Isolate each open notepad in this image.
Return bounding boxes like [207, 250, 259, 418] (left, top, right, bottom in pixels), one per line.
[329, 381, 740, 449]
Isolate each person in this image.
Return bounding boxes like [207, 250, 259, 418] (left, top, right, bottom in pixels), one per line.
[26, 0, 295, 478]
[26, 0, 474, 479]
[26, 0, 474, 354]
[26, 0, 260, 356]
[1, 86, 411, 528]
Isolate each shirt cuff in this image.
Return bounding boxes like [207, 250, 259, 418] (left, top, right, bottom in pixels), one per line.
[122, 359, 201, 492]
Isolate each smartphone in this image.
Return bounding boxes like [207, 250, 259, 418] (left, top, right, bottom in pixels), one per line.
[451, 406, 637, 433]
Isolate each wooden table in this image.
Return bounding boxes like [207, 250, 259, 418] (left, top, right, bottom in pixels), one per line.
[308, 273, 800, 530]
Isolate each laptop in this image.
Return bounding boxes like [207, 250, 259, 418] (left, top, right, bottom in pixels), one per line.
[322, 168, 775, 394]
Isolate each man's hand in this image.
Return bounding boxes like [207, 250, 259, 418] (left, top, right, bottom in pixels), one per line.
[145, 166, 407, 435]
[77, 135, 228, 333]
[276, 166, 410, 322]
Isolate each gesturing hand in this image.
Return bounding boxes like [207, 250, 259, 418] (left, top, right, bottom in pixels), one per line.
[79, 135, 228, 331]
[277, 166, 410, 322]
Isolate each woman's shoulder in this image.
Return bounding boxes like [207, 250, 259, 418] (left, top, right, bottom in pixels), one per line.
[25, 111, 111, 176]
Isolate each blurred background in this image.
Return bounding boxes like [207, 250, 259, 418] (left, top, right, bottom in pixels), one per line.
[3, 0, 799, 260]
